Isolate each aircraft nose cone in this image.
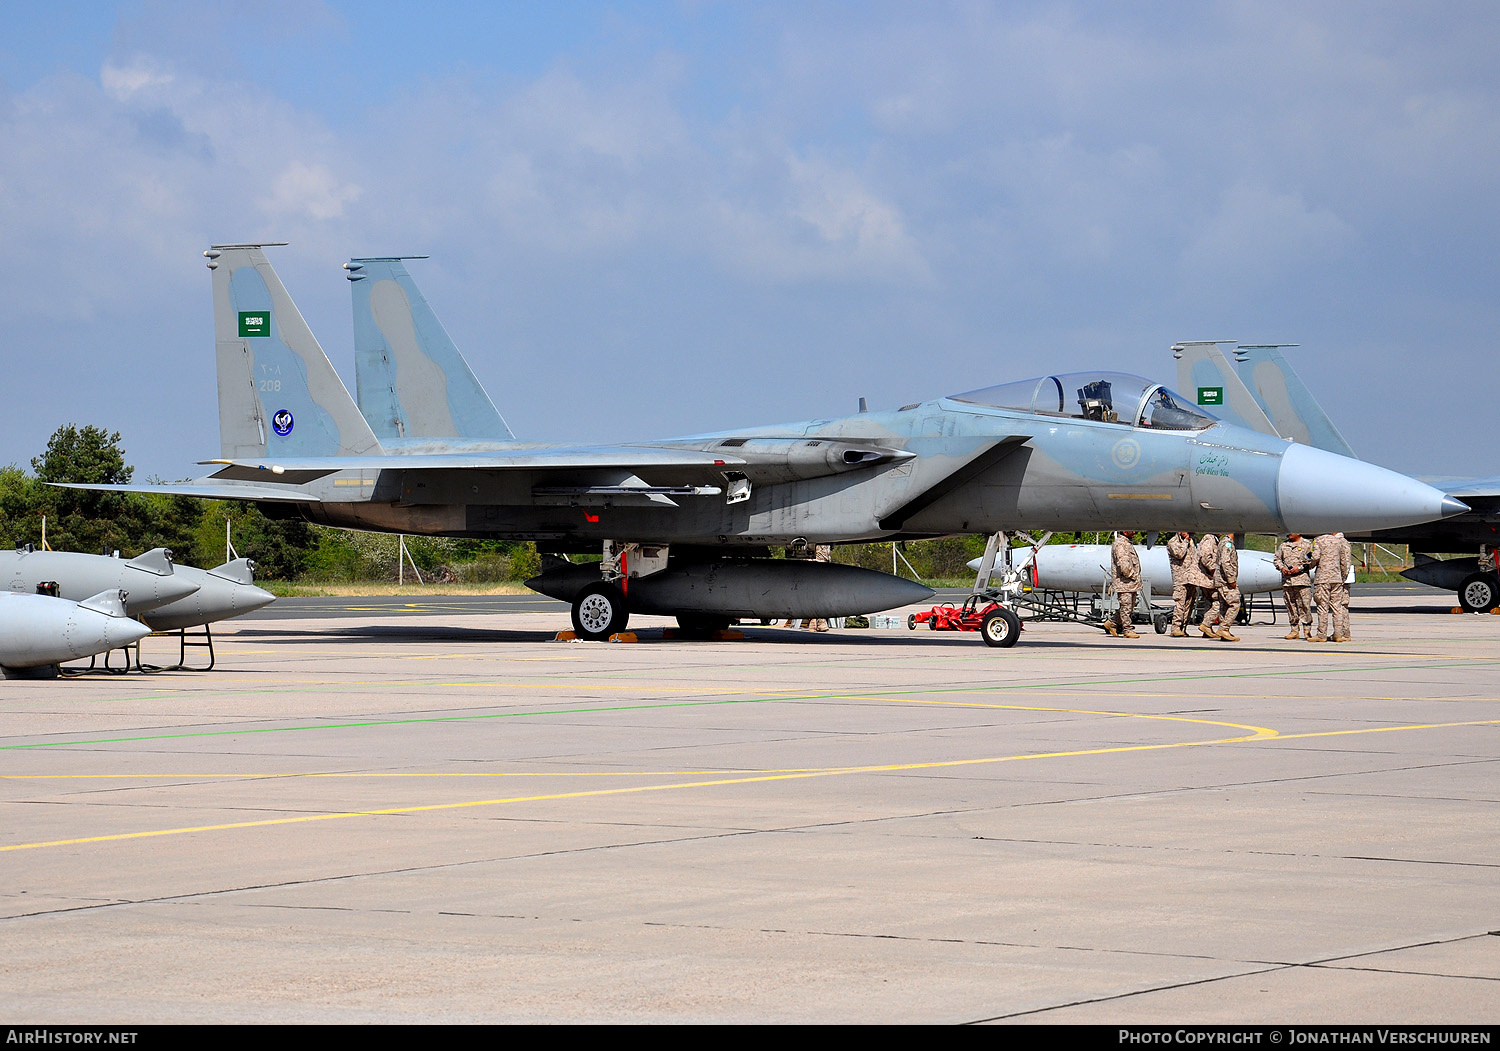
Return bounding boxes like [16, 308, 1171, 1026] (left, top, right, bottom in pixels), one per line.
[1440, 496, 1471, 518]
[1277, 444, 1459, 534]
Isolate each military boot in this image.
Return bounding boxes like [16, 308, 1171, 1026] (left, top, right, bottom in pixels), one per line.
[1169, 626, 1187, 638]
[1123, 627, 1140, 639]
[1104, 622, 1120, 637]
[1216, 627, 1240, 642]
[1198, 623, 1218, 639]
[1284, 628, 1300, 640]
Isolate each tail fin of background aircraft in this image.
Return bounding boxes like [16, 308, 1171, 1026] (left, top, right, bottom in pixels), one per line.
[1231, 345, 1358, 459]
[345, 257, 514, 441]
[206, 244, 381, 460]
[1172, 341, 1280, 437]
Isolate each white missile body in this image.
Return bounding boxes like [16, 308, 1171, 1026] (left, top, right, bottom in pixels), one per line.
[0, 547, 199, 613]
[969, 543, 1285, 597]
[0, 589, 152, 675]
[143, 558, 275, 630]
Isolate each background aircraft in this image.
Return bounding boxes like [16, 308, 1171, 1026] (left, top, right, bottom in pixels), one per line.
[1175, 341, 1500, 611]
[62, 246, 1463, 641]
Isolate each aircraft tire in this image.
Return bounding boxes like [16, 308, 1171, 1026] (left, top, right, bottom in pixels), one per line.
[980, 607, 1021, 648]
[572, 582, 630, 640]
[1458, 572, 1498, 614]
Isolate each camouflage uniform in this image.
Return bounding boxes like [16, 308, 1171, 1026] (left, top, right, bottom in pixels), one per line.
[1274, 536, 1314, 639]
[1166, 531, 1197, 637]
[1105, 533, 1141, 638]
[1206, 534, 1242, 641]
[1310, 533, 1352, 641]
[1194, 533, 1220, 638]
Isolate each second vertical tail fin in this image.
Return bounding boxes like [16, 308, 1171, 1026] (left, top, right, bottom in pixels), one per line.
[346, 257, 514, 441]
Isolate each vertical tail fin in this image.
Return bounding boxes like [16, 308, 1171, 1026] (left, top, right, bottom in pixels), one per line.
[1232, 345, 1357, 459]
[1171, 341, 1279, 437]
[206, 244, 381, 460]
[345, 257, 514, 440]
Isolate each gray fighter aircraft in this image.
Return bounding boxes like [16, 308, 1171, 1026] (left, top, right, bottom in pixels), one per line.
[1175, 341, 1500, 611]
[60, 245, 1466, 641]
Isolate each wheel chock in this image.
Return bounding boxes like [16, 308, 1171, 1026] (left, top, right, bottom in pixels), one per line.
[607, 632, 639, 643]
[1451, 608, 1464, 615]
[554, 630, 580, 642]
[712, 629, 745, 640]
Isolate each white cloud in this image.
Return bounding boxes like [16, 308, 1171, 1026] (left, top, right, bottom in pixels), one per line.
[258, 161, 361, 222]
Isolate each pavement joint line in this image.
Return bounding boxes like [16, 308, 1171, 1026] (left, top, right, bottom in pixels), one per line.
[7, 712, 1498, 853]
[15, 655, 1500, 709]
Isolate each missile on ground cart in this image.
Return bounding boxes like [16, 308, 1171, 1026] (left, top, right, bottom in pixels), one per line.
[0, 547, 199, 614]
[968, 543, 1284, 597]
[0, 590, 152, 678]
[142, 558, 276, 631]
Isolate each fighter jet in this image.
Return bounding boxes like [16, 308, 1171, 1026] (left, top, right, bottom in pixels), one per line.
[1175, 341, 1500, 611]
[60, 245, 1466, 641]
[0, 589, 152, 678]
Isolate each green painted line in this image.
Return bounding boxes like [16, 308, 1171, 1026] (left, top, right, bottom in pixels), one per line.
[0, 695, 805, 750]
[7, 658, 1496, 752]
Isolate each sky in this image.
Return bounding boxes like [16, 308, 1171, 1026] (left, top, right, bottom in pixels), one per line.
[2, 0, 1497, 481]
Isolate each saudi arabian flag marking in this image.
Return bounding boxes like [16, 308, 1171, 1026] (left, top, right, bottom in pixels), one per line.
[1197, 386, 1224, 406]
[239, 311, 270, 337]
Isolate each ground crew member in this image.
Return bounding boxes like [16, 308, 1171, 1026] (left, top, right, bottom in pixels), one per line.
[1166, 531, 1198, 637]
[1310, 532, 1353, 642]
[1104, 531, 1141, 638]
[1195, 532, 1220, 639]
[1206, 532, 1242, 641]
[1275, 533, 1314, 639]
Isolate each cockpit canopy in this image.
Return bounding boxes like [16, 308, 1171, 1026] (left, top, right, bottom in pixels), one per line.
[949, 372, 1218, 431]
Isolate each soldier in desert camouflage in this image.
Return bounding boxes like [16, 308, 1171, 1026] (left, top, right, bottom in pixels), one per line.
[1195, 532, 1221, 639]
[1104, 531, 1142, 639]
[1206, 533, 1242, 642]
[1275, 533, 1314, 640]
[1166, 531, 1198, 638]
[1310, 532, 1353, 642]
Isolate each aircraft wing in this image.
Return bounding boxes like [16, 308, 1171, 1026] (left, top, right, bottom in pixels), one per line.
[199, 446, 752, 483]
[50, 480, 323, 503]
[1440, 475, 1500, 501]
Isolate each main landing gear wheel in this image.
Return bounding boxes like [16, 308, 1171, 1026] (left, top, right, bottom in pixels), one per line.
[980, 607, 1021, 648]
[1458, 572, 1498, 614]
[572, 582, 630, 640]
